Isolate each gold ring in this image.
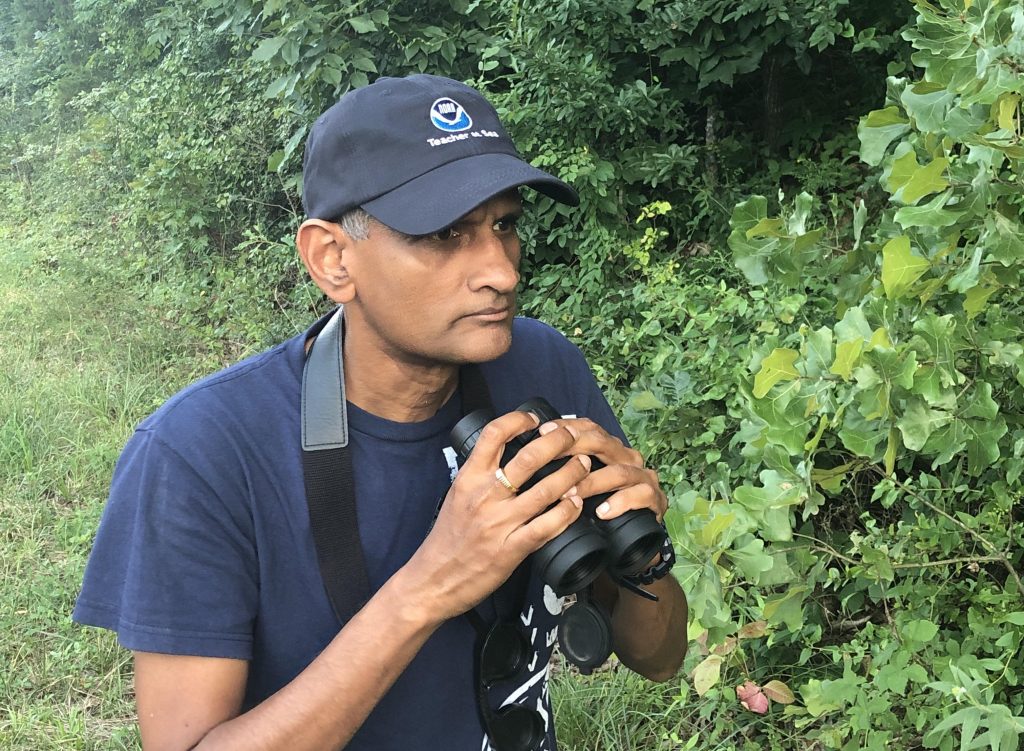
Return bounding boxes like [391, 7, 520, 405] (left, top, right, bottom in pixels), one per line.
[495, 467, 519, 494]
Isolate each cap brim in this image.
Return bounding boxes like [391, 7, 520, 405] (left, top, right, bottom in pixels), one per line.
[360, 152, 579, 235]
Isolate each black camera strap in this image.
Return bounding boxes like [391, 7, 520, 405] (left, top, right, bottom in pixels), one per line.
[300, 306, 494, 624]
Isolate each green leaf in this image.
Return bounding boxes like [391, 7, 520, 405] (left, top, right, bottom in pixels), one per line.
[348, 15, 378, 33]
[996, 92, 1020, 131]
[901, 80, 956, 132]
[948, 247, 983, 293]
[1003, 613, 1024, 626]
[894, 190, 963, 228]
[266, 149, 285, 172]
[725, 538, 775, 582]
[965, 416, 1008, 475]
[746, 217, 785, 238]
[698, 511, 736, 547]
[853, 198, 867, 248]
[898, 400, 953, 451]
[265, 72, 299, 99]
[903, 618, 939, 642]
[922, 417, 970, 468]
[803, 327, 833, 377]
[692, 654, 722, 696]
[963, 382, 998, 421]
[629, 390, 665, 411]
[763, 586, 806, 631]
[733, 470, 804, 511]
[911, 315, 960, 388]
[964, 284, 998, 318]
[884, 427, 899, 476]
[753, 348, 800, 398]
[885, 149, 919, 194]
[984, 213, 1024, 265]
[882, 235, 930, 299]
[858, 106, 911, 165]
[251, 36, 286, 62]
[830, 339, 863, 380]
[835, 306, 873, 343]
[898, 156, 950, 205]
[838, 408, 885, 459]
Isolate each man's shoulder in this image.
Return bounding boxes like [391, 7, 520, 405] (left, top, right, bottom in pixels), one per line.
[139, 331, 305, 439]
[507, 316, 582, 359]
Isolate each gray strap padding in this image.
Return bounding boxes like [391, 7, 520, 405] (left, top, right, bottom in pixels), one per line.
[301, 306, 349, 450]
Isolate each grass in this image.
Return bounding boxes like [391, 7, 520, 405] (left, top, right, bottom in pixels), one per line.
[0, 219, 256, 749]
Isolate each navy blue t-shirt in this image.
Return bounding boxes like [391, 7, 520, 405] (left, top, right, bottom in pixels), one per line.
[74, 314, 626, 750]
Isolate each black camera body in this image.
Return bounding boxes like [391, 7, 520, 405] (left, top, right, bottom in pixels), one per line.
[450, 397, 666, 596]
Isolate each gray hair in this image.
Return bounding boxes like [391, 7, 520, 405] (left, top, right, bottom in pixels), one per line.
[338, 207, 372, 241]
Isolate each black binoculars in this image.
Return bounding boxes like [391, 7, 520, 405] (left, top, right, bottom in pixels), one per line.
[450, 397, 666, 595]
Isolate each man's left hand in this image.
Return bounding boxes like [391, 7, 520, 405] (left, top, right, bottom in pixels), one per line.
[537, 417, 668, 522]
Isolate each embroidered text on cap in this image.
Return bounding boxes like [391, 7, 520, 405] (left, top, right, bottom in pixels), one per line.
[430, 98, 472, 132]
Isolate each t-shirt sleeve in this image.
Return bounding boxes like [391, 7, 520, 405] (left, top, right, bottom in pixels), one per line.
[73, 427, 258, 659]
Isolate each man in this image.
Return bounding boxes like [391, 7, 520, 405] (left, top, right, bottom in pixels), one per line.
[74, 74, 688, 751]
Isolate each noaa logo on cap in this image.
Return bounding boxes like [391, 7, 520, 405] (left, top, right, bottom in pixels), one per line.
[429, 97, 472, 132]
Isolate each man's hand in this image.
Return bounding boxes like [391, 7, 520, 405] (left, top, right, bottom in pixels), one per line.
[537, 417, 668, 523]
[540, 417, 687, 682]
[401, 409, 592, 622]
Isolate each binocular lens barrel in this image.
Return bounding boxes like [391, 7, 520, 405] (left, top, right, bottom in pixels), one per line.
[450, 398, 667, 596]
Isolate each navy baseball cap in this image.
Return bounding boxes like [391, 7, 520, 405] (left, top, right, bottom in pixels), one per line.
[301, 74, 579, 235]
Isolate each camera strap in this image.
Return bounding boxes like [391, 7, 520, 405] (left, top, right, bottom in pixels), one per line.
[300, 306, 494, 624]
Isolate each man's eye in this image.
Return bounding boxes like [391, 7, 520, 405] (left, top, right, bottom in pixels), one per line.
[430, 227, 460, 242]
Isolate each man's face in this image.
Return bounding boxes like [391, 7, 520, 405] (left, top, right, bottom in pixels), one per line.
[343, 191, 524, 368]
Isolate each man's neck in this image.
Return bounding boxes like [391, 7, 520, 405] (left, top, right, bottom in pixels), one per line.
[340, 331, 459, 423]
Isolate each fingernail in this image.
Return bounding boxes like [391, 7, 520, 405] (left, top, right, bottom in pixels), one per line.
[596, 502, 610, 518]
[571, 495, 583, 508]
[578, 455, 591, 470]
[539, 421, 557, 435]
[564, 424, 579, 439]
[563, 486, 577, 498]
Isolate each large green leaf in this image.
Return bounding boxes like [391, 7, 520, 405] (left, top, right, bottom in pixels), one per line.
[858, 106, 911, 166]
[948, 247, 983, 293]
[897, 399, 952, 451]
[910, 315, 961, 388]
[725, 537, 775, 583]
[893, 190, 963, 228]
[753, 348, 800, 398]
[965, 416, 1008, 475]
[830, 339, 863, 381]
[881, 235, 930, 299]
[803, 327, 834, 377]
[900, 80, 956, 132]
[983, 212, 1024, 265]
[894, 155, 950, 205]
[838, 408, 885, 459]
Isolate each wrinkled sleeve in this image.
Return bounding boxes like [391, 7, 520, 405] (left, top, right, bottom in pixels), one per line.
[73, 428, 258, 659]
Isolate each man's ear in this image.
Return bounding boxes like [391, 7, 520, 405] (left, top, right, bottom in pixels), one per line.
[296, 219, 356, 304]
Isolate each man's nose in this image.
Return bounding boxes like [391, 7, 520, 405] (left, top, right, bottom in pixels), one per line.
[469, 232, 519, 292]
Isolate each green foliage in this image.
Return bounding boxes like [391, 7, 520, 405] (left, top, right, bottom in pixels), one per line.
[671, 1, 1024, 748]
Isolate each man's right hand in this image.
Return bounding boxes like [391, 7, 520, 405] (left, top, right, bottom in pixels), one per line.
[399, 409, 591, 622]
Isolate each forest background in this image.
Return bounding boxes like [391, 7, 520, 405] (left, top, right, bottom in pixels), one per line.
[1, 0, 1023, 749]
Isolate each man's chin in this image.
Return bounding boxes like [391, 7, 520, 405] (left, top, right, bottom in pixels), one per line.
[455, 325, 514, 364]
